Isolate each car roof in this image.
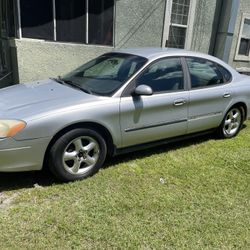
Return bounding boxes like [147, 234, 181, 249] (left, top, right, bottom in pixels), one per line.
[112, 47, 239, 75]
[112, 47, 212, 59]
[113, 47, 187, 59]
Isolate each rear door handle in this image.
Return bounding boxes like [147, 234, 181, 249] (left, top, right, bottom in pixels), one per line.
[174, 99, 186, 106]
[223, 93, 231, 98]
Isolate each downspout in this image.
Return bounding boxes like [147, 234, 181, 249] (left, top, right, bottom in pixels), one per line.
[213, 0, 240, 63]
[222, 0, 240, 62]
[209, 0, 223, 55]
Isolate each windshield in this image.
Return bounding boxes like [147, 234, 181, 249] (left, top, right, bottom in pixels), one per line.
[61, 53, 147, 96]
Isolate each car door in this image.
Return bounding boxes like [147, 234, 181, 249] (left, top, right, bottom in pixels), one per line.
[185, 57, 234, 134]
[120, 57, 189, 148]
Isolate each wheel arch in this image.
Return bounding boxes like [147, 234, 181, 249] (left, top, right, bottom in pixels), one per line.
[42, 122, 115, 169]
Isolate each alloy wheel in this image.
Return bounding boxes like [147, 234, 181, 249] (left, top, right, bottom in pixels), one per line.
[62, 136, 100, 175]
[223, 108, 242, 136]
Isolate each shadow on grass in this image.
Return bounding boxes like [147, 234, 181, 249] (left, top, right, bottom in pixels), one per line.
[0, 170, 58, 192]
[104, 133, 213, 168]
[0, 133, 214, 192]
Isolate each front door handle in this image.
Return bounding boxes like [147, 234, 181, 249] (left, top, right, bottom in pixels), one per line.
[223, 93, 231, 98]
[174, 99, 186, 106]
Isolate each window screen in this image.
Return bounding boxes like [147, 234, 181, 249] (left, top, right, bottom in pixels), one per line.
[168, 26, 187, 49]
[20, 0, 53, 40]
[0, 0, 8, 37]
[19, 0, 114, 46]
[166, 0, 190, 48]
[239, 38, 250, 56]
[0, 48, 4, 73]
[56, 0, 86, 43]
[7, 0, 16, 37]
[89, 0, 114, 45]
[171, 0, 190, 25]
[238, 19, 250, 56]
[0, 41, 7, 73]
[0, 0, 15, 38]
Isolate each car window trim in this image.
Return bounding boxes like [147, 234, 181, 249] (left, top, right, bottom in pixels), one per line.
[121, 56, 188, 97]
[183, 56, 232, 91]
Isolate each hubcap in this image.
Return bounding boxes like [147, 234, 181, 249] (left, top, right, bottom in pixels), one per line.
[63, 136, 100, 175]
[223, 108, 242, 136]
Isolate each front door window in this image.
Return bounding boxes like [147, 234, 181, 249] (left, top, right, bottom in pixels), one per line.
[135, 57, 184, 93]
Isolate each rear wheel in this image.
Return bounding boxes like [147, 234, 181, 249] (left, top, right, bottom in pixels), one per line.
[217, 107, 243, 138]
[49, 128, 107, 181]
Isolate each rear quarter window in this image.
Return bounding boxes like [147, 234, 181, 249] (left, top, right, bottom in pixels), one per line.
[217, 65, 232, 82]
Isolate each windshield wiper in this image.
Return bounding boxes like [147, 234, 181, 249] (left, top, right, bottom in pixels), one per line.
[62, 79, 92, 95]
[51, 77, 92, 95]
[50, 77, 65, 85]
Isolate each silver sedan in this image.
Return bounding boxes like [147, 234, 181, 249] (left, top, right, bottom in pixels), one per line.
[0, 48, 249, 181]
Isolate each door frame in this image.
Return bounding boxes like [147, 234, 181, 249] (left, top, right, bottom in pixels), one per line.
[119, 56, 190, 147]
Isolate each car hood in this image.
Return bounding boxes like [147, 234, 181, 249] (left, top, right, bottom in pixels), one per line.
[0, 79, 101, 120]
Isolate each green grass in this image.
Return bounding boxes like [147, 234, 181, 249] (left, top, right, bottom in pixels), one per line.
[0, 122, 250, 249]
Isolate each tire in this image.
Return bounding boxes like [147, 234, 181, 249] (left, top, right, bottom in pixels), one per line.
[217, 107, 243, 139]
[48, 128, 107, 181]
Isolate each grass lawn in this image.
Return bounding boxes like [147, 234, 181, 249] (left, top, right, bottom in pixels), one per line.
[0, 121, 249, 249]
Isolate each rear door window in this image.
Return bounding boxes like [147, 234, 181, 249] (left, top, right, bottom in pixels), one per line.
[186, 57, 225, 89]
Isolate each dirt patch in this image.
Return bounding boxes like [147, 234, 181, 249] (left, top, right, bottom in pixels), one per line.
[0, 193, 18, 210]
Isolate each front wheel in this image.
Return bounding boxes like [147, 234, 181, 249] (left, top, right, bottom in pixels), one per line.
[217, 107, 243, 139]
[48, 128, 107, 181]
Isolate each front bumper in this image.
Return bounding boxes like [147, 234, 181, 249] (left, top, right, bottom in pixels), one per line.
[0, 137, 51, 172]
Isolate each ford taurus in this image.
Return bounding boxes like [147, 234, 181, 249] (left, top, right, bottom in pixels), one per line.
[0, 48, 249, 181]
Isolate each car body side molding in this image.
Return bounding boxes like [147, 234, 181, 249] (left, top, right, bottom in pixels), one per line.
[115, 129, 216, 155]
[124, 119, 188, 132]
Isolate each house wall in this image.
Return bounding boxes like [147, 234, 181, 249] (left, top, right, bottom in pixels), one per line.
[10, 39, 112, 83]
[190, 0, 218, 54]
[10, 0, 166, 83]
[7, 0, 241, 83]
[115, 0, 165, 48]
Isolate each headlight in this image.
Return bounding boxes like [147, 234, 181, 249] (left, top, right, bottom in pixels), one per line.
[0, 120, 26, 138]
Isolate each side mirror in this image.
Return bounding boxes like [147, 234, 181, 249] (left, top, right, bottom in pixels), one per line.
[133, 85, 153, 96]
